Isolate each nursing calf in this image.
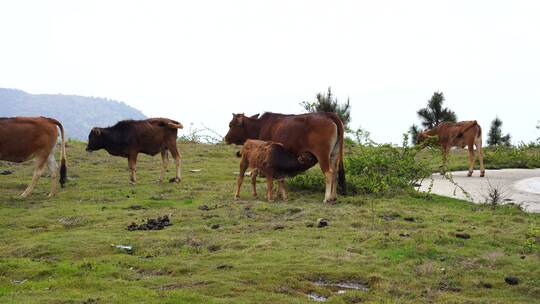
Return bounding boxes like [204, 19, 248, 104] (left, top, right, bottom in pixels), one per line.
[86, 118, 183, 184]
[0, 117, 67, 197]
[235, 139, 317, 202]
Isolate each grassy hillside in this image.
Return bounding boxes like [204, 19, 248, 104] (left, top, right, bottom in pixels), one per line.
[0, 142, 539, 303]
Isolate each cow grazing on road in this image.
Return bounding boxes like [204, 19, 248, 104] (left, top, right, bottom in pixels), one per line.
[417, 120, 485, 177]
[235, 139, 317, 202]
[0, 117, 67, 197]
[225, 112, 345, 203]
[86, 118, 183, 184]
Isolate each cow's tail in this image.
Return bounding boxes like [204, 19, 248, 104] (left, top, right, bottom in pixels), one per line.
[47, 118, 67, 188]
[328, 113, 346, 194]
[457, 120, 478, 138]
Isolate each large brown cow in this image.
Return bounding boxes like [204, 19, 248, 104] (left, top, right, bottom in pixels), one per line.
[417, 120, 485, 177]
[0, 116, 67, 197]
[224, 112, 345, 203]
[86, 118, 183, 184]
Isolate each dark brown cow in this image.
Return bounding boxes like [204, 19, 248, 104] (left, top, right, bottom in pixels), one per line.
[417, 120, 485, 177]
[235, 139, 318, 202]
[0, 116, 67, 197]
[86, 118, 183, 184]
[225, 112, 345, 203]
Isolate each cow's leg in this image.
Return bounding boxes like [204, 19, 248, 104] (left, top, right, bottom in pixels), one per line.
[476, 138, 485, 177]
[329, 147, 340, 201]
[128, 153, 138, 185]
[46, 152, 59, 197]
[316, 151, 335, 203]
[467, 143, 475, 177]
[278, 178, 288, 201]
[266, 176, 274, 202]
[168, 145, 181, 183]
[158, 148, 169, 182]
[441, 146, 450, 175]
[21, 156, 47, 198]
[235, 161, 248, 200]
[251, 170, 258, 198]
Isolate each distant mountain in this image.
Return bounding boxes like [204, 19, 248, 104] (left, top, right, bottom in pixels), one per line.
[0, 88, 147, 140]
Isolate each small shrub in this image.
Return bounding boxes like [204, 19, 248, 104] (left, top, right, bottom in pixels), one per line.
[483, 179, 509, 208]
[177, 123, 223, 144]
[523, 224, 539, 254]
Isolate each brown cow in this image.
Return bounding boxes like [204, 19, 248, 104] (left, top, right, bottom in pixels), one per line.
[235, 139, 318, 202]
[0, 117, 67, 197]
[417, 120, 485, 177]
[86, 118, 183, 184]
[225, 112, 345, 203]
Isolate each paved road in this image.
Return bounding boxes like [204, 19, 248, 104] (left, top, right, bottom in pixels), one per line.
[419, 169, 540, 213]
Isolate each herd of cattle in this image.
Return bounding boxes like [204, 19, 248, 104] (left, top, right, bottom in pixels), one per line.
[0, 114, 485, 202]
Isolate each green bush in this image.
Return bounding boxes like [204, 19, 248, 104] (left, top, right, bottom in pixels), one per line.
[288, 135, 433, 196]
[345, 144, 432, 195]
[484, 145, 540, 169]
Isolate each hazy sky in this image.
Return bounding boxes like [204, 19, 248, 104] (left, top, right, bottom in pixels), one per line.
[1, 0, 539, 144]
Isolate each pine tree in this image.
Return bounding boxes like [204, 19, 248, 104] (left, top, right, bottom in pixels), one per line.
[409, 124, 420, 145]
[409, 91, 457, 144]
[487, 116, 511, 147]
[301, 87, 351, 129]
[537, 121, 540, 143]
[416, 91, 457, 129]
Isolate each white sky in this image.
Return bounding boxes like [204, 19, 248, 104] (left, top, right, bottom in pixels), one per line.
[1, 0, 539, 144]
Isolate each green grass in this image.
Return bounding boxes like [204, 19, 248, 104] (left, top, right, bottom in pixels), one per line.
[1, 142, 539, 303]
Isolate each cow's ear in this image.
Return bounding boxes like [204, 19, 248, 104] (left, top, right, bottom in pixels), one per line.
[92, 128, 102, 135]
[250, 114, 260, 119]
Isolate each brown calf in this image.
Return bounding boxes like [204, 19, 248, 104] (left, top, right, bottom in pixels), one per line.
[0, 117, 67, 197]
[418, 120, 485, 177]
[235, 139, 317, 202]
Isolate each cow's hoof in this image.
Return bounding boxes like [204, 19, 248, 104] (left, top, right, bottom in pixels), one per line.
[20, 192, 29, 198]
[323, 198, 337, 204]
[47, 193, 55, 198]
[234, 196, 240, 201]
[467, 172, 473, 177]
[129, 181, 136, 186]
[480, 172, 485, 177]
[169, 177, 181, 183]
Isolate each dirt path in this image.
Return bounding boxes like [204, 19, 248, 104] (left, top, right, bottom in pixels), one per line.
[419, 169, 540, 213]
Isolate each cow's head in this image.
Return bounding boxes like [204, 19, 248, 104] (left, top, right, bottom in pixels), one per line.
[224, 113, 259, 145]
[416, 130, 431, 145]
[86, 127, 105, 152]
